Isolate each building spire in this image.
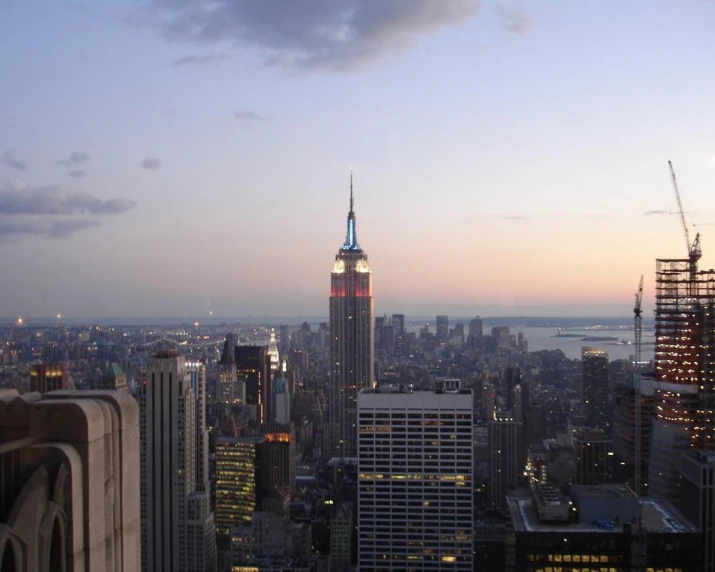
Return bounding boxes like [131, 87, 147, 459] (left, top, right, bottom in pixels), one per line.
[343, 168, 359, 250]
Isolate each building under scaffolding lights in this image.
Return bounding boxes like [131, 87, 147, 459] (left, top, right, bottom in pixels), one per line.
[648, 257, 715, 509]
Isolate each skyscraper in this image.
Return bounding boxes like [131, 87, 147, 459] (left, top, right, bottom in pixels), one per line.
[357, 387, 473, 571]
[30, 362, 67, 393]
[329, 172, 374, 458]
[436, 314, 449, 342]
[139, 348, 216, 572]
[235, 345, 271, 424]
[488, 415, 523, 509]
[582, 347, 610, 431]
[648, 257, 715, 508]
[187, 361, 209, 492]
[217, 335, 237, 405]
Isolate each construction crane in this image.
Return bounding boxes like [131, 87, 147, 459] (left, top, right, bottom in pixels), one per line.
[668, 161, 701, 279]
[633, 275, 643, 497]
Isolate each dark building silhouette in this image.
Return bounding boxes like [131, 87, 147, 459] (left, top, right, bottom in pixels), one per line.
[30, 363, 67, 393]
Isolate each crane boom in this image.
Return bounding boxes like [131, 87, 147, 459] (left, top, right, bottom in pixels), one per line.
[634, 275, 643, 498]
[668, 160, 691, 254]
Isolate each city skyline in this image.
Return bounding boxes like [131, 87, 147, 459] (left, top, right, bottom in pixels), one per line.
[1, 1, 715, 318]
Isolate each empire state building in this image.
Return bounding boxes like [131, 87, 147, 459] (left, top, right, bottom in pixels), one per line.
[329, 172, 374, 459]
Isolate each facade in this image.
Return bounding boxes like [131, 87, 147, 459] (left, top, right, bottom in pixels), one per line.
[582, 347, 610, 432]
[488, 416, 524, 509]
[0, 388, 140, 571]
[357, 388, 473, 571]
[139, 349, 216, 572]
[215, 436, 265, 534]
[30, 363, 67, 393]
[681, 450, 715, 572]
[649, 257, 715, 509]
[329, 175, 374, 459]
[508, 484, 701, 571]
[573, 428, 613, 485]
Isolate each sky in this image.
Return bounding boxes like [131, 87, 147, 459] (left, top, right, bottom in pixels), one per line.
[1, 0, 714, 319]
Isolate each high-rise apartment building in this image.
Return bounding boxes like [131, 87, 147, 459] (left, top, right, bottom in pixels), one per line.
[648, 257, 715, 509]
[30, 362, 67, 393]
[488, 415, 523, 509]
[582, 347, 610, 432]
[329, 174, 374, 458]
[436, 315, 449, 342]
[357, 387, 473, 571]
[139, 348, 216, 572]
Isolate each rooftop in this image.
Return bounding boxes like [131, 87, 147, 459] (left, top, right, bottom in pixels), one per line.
[508, 496, 697, 535]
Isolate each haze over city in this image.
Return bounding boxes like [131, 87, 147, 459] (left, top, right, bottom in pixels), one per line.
[2, 0, 714, 318]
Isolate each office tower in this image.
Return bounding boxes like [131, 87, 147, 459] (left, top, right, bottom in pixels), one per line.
[649, 258, 715, 508]
[357, 387, 473, 571]
[0, 389, 140, 570]
[492, 326, 511, 350]
[582, 347, 610, 432]
[261, 422, 296, 495]
[217, 336, 237, 404]
[235, 345, 271, 424]
[508, 484, 701, 571]
[267, 329, 280, 371]
[481, 378, 495, 419]
[30, 362, 67, 393]
[573, 428, 613, 485]
[513, 384, 523, 420]
[99, 361, 129, 391]
[505, 367, 523, 412]
[187, 361, 210, 492]
[273, 374, 291, 423]
[374, 315, 385, 349]
[279, 324, 292, 356]
[139, 348, 216, 572]
[488, 415, 523, 509]
[391, 313, 406, 356]
[681, 451, 715, 571]
[523, 404, 546, 447]
[330, 503, 353, 572]
[329, 174, 374, 459]
[613, 379, 654, 486]
[215, 436, 266, 534]
[436, 314, 449, 342]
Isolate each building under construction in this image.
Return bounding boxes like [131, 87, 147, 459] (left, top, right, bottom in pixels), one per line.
[648, 255, 715, 508]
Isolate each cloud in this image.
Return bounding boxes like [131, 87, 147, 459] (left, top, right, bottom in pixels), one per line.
[145, 0, 479, 72]
[69, 170, 86, 178]
[644, 210, 676, 216]
[141, 157, 162, 170]
[0, 185, 136, 216]
[709, 156, 715, 168]
[502, 215, 528, 220]
[0, 183, 135, 241]
[0, 217, 100, 239]
[495, 4, 533, 35]
[235, 110, 269, 121]
[1, 150, 28, 170]
[171, 52, 226, 66]
[56, 151, 91, 167]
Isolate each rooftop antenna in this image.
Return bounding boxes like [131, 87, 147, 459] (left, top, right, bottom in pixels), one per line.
[350, 167, 354, 213]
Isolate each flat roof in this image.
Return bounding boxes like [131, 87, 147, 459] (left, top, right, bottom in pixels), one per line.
[508, 498, 697, 534]
[572, 484, 635, 499]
